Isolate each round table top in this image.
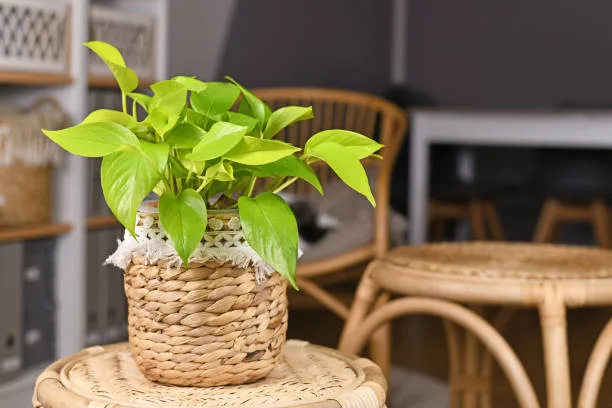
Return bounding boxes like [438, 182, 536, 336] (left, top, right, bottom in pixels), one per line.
[33, 340, 386, 408]
[373, 242, 612, 306]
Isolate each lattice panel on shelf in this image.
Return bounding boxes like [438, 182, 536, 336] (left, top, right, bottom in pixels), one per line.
[89, 6, 156, 81]
[0, 0, 69, 73]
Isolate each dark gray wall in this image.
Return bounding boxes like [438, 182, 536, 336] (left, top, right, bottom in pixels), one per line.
[218, 0, 392, 94]
[168, 0, 236, 80]
[406, 1, 612, 107]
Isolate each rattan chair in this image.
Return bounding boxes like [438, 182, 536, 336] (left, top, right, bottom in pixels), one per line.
[340, 242, 612, 408]
[253, 87, 407, 356]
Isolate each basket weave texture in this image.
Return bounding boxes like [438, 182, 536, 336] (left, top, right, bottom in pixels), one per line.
[124, 210, 289, 387]
[33, 341, 387, 408]
[385, 242, 612, 280]
[0, 98, 66, 226]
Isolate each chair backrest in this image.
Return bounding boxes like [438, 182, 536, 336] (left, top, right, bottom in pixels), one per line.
[253, 87, 407, 256]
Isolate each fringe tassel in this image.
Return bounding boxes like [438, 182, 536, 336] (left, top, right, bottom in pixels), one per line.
[106, 230, 276, 283]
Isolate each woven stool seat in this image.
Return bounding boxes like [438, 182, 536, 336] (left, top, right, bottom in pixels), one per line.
[33, 340, 387, 408]
[374, 242, 612, 307]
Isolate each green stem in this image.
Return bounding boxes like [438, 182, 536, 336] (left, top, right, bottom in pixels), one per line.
[196, 177, 210, 193]
[132, 99, 138, 120]
[245, 175, 258, 197]
[121, 92, 127, 115]
[267, 176, 284, 193]
[272, 176, 298, 194]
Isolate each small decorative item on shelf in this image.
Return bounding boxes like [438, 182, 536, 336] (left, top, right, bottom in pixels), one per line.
[0, 98, 67, 226]
[89, 6, 156, 84]
[0, 0, 70, 77]
[43, 41, 382, 387]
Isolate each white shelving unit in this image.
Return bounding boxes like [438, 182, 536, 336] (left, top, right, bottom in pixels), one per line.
[0, 0, 168, 406]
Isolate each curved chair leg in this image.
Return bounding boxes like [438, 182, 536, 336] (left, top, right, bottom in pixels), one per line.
[577, 318, 612, 408]
[592, 200, 611, 248]
[539, 288, 571, 408]
[462, 306, 486, 408]
[469, 200, 488, 240]
[444, 306, 511, 408]
[484, 201, 505, 241]
[369, 292, 392, 378]
[296, 278, 350, 320]
[339, 297, 540, 408]
[339, 264, 381, 355]
[479, 307, 517, 408]
[534, 199, 560, 243]
[443, 320, 463, 408]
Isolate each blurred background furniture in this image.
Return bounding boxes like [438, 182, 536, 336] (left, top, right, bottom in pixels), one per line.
[384, 88, 506, 242]
[33, 341, 387, 408]
[254, 88, 407, 321]
[340, 242, 612, 408]
[532, 149, 612, 247]
[427, 145, 505, 241]
[409, 109, 612, 244]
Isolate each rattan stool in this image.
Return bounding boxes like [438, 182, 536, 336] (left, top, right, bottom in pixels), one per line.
[33, 340, 387, 408]
[339, 242, 612, 408]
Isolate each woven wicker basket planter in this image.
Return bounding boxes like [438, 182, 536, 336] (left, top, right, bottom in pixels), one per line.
[115, 204, 289, 387]
[0, 98, 66, 226]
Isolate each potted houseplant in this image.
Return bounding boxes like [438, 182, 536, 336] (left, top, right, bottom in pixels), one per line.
[43, 41, 382, 387]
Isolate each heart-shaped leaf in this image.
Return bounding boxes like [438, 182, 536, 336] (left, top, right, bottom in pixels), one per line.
[263, 106, 313, 139]
[225, 111, 259, 133]
[224, 136, 300, 165]
[165, 123, 205, 149]
[306, 129, 383, 159]
[307, 141, 375, 205]
[191, 82, 240, 118]
[245, 155, 322, 193]
[151, 79, 185, 95]
[206, 161, 234, 181]
[43, 122, 139, 157]
[238, 192, 298, 289]
[186, 122, 247, 161]
[227, 76, 271, 125]
[101, 141, 169, 234]
[82, 109, 136, 127]
[159, 189, 207, 265]
[84, 41, 138, 93]
[172, 76, 208, 92]
[150, 88, 187, 119]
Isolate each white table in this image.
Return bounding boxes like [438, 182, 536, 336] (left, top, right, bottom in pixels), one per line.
[409, 109, 612, 244]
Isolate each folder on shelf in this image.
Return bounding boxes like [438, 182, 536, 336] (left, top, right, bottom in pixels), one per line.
[23, 239, 55, 319]
[22, 309, 55, 369]
[101, 228, 127, 343]
[85, 230, 104, 346]
[0, 243, 23, 383]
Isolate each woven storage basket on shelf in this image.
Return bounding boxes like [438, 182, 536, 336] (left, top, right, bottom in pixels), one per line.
[0, 98, 66, 226]
[108, 202, 289, 387]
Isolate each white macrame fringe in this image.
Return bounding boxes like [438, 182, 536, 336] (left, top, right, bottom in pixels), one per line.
[106, 229, 276, 283]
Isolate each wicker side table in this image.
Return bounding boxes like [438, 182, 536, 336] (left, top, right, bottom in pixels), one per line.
[33, 340, 387, 408]
[339, 242, 612, 408]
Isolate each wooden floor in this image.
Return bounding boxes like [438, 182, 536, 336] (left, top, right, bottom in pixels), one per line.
[289, 305, 612, 407]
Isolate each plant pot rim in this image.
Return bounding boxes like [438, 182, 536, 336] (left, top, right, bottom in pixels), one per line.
[138, 200, 238, 216]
